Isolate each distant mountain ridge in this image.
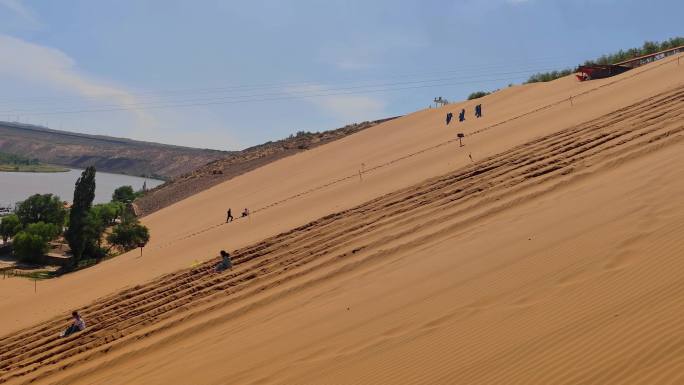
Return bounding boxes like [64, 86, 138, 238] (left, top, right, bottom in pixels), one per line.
[0, 122, 230, 179]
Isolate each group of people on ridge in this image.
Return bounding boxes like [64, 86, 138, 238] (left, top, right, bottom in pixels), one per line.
[446, 104, 483, 125]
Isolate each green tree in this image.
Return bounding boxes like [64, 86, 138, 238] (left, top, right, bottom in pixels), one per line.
[15, 193, 66, 227]
[91, 202, 123, 226]
[0, 214, 21, 244]
[107, 214, 150, 252]
[66, 166, 96, 263]
[85, 202, 122, 253]
[12, 222, 60, 263]
[112, 185, 136, 203]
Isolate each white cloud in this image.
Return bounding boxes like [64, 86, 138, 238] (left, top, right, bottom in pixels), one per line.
[0, 35, 245, 150]
[0, 34, 154, 127]
[0, 0, 41, 28]
[288, 84, 387, 123]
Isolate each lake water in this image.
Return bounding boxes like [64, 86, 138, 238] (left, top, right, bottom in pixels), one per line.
[0, 169, 164, 208]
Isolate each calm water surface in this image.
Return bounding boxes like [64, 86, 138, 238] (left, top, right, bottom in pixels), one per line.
[0, 169, 164, 207]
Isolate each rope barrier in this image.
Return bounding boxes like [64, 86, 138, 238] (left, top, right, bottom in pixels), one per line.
[148, 55, 684, 251]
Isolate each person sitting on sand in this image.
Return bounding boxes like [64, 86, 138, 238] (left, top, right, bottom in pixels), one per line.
[241, 208, 250, 218]
[216, 250, 233, 271]
[60, 311, 86, 338]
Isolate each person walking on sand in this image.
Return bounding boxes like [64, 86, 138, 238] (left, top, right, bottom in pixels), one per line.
[60, 311, 86, 338]
[446, 112, 453, 125]
[226, 208, 234, 223]
[459, 108, 466, 122]
[216, 250, 233, 271]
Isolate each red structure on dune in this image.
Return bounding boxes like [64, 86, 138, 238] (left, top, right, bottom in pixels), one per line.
[576, 45, 684, 81]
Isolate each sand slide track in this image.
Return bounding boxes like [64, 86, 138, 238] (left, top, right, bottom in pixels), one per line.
[1, 85, 683, 384]
[1, 85, 680, 358]
[2, 85, 680, 376]
[143, 56, 684, 252]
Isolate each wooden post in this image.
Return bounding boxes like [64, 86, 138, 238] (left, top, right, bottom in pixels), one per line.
[457, 133, 465, 147]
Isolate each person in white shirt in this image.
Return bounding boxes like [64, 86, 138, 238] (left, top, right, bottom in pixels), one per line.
[60, 311, 86, 338]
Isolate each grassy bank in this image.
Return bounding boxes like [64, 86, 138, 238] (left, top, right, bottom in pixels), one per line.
[0, 152, 69, 172]
[0, 164, 69, 172]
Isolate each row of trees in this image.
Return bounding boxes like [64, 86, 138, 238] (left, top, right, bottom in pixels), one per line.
[585, 37, 684, 66]
[0, 152, 42, 166]
[0, 167, 150, 266]
[525, 37, 684, 84]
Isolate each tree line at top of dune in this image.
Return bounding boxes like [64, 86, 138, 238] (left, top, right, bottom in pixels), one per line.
[466, 37, 684, 100]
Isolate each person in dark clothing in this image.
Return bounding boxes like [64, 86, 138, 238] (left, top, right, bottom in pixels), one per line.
[216, 250, 233, 271]
[446, 112, 453, 125]
[459, 109, 466, 122]
[226, 208, 233, 223]
[60, 311, 86, 338]
[475, 104, 482, 118]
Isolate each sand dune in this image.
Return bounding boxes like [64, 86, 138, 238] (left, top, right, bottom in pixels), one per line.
[1, 54, 683, 384]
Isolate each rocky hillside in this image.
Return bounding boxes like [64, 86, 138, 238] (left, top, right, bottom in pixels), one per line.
[134, 117, 398, 215]
[0, 122, 228, 179]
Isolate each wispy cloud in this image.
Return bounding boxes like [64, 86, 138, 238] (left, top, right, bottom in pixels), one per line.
[287, 84, 387, 123]
[0, 34, 153, 126]
[0, 0, 41, 28]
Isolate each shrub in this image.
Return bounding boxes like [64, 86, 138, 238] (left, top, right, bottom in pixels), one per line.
[12, 232, 47, 263]
[467, 91, 491, 100]
[0, 214, 21, 244]
[525, 68, 575, 84]
[12, 222, 60, 263]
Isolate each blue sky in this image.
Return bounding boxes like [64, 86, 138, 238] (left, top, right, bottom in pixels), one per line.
[0, 0, 681, 150]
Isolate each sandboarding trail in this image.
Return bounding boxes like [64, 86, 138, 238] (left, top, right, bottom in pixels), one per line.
[0, 81, 683, 384]
[1, 55, 681, 337]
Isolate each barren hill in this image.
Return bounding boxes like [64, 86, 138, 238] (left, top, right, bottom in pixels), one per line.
[0, 54, 683, 385]
[0, 122, 228, 179]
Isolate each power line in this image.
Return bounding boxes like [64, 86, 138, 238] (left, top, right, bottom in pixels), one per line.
[3, 67, 568, 116]
[0, 55, 577, 108]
